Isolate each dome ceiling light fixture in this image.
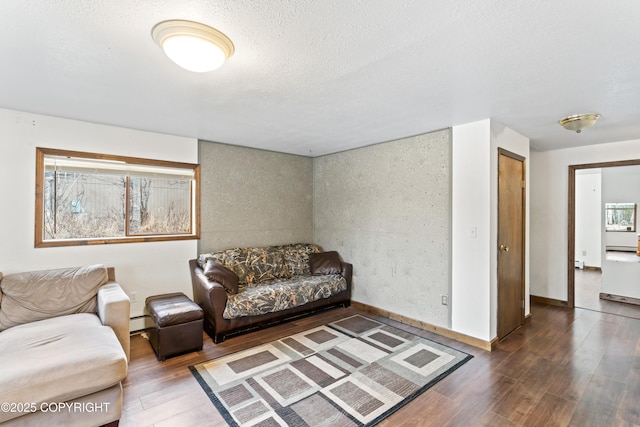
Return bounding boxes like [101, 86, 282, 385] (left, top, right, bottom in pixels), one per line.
[558, 113, 601, 133]
[151, 20, 234, 72]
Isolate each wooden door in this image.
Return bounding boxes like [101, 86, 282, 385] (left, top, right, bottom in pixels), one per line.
[497, 149, 526, 340]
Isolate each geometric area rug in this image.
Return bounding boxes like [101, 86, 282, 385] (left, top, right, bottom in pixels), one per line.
[190, 315, 472, 426]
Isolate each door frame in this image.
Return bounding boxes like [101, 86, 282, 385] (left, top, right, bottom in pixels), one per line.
[567, 158, 640, 308]
[497, 148, 526, 339]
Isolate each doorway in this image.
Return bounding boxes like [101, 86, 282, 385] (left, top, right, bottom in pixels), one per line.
[497, 149, 526, 339]
[568, 159, 640, 312]
[573, 169, 602, 311]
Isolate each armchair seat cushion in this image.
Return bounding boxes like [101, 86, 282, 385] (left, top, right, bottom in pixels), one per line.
[0, 313, 127, 423]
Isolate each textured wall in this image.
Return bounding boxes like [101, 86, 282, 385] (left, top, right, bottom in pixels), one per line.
[313, 130, 451, 327]
[199, 141, 313, 252]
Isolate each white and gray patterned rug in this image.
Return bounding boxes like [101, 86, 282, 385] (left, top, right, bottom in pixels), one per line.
[190, 315, 472, 426]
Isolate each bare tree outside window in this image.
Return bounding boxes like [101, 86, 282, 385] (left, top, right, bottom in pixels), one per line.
[43, 172, 125, 240]
[128, 176, 192, 235]
[35, 148, 200, 247]
[605, 203, 636, 232]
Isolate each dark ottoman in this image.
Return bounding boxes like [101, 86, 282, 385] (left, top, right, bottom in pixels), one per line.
[145, 292, 203, 361]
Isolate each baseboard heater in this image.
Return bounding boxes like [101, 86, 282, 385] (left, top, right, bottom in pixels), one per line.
[605, 245, 637, 252]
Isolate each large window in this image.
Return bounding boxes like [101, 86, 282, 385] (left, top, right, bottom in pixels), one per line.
[35, 147, 200, 247]
[605, 202, 636, 232]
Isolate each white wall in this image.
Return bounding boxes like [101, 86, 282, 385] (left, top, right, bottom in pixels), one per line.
[575, 169, 602, 268]
[605, 231, 637, 251]
[601, 262, 640, 299]
[451, 119, 530, 342]
[0, 109, 198, 328]
[451, 120, 492, 340]
[600, 166, 640, 298]
[531, 138, 640, 301]
[602, 166, 640, 251]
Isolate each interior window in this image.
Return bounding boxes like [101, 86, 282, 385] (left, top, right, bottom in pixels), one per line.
[35, 147, 200, 247]
[604, 202, 636, 232]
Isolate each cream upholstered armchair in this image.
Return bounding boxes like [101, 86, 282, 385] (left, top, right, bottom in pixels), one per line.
[0, 264, 130, 427]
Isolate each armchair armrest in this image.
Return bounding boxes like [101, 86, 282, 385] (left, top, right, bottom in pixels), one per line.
[98, 282, 131, 362]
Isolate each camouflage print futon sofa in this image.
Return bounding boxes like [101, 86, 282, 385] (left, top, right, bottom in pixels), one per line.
[189, 243, 352, 343]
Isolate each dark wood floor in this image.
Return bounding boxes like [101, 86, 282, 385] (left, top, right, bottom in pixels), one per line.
[121, 302, 640, 426]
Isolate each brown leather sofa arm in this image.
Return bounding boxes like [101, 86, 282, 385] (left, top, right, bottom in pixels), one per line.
[340, 262, 353, 288]
[189, 259, 228, 336]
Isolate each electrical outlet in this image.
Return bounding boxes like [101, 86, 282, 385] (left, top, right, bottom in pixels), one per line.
[130, 292, 137, 303]
[441, 295, 448, 306]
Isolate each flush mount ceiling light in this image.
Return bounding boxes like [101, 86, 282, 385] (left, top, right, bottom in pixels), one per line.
[151, 20, 234, 72]
[558, 113, 600, 133]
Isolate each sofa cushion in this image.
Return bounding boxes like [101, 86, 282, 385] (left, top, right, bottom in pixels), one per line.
[199, 246, 291, 285]
[274, 243, 321, 276]
[245, 247, 290, 284]
[204, 260, 239, 294]
[198, 248, 252, 284]
[198, 244, 322, 284]
[197, 251, 226, 269]
[0, 265, 108, 331]
[223, 274, 347, 319]
[310, 251, 342, 275]
[0, 313, 127, 423]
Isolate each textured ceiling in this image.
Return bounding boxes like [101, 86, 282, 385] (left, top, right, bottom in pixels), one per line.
[1, 1, 639, 156]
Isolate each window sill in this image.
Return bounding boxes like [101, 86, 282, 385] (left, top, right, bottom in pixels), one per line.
[36, 233, 199, 248]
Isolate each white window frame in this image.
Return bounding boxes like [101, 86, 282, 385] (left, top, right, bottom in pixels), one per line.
[604, 202, 636, 232]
